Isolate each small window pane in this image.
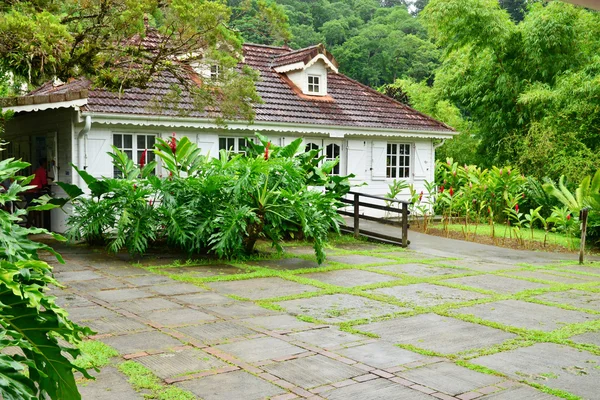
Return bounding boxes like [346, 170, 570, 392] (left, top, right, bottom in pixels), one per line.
[114, 134, 122, 148]
[147, 136, 155, 148]
[123, 135, 133, 149]
[137, 135, 146, 149]
[219, 138, 227, 150]
[125, 150, 133, 159]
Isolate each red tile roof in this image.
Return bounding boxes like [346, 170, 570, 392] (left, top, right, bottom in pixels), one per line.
[23, 43, 453, 133]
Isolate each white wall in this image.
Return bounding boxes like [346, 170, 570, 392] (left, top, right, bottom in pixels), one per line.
[286, 61, 329, 96]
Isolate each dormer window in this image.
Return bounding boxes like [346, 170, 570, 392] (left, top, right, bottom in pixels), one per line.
[308, 75, 320, 94]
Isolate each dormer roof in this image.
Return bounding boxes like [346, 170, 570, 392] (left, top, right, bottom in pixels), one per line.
[271, 44, 338, 73]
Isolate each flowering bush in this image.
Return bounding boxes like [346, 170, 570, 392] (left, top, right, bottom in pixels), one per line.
[61, 134, 352, 264]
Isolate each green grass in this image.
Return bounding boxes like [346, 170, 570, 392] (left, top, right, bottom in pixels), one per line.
[118, 361, 195, 400]
[429, 222, 580, 250]
[73, 340, 119, 370]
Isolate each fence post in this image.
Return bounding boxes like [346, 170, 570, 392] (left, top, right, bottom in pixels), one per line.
[353, 193, 360, 239]
[579, 208, 589, 265]
[401, 202, 408, 247]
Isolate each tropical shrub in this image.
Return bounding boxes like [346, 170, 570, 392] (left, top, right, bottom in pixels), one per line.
[0, 145, 92, 400]
[61, 134, 352, 264]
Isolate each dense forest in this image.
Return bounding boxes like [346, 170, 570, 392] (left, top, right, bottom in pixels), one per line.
[1, 0, 599, 182]
[230, 0, 600, 183]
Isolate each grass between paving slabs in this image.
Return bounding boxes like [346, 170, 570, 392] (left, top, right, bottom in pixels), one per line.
[118, 361, 195, 400]
[134, 237, 600, 399]
[74, 340, 120, 370]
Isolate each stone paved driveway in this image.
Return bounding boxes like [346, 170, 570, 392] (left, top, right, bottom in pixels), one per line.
[43, 237, 600, 400]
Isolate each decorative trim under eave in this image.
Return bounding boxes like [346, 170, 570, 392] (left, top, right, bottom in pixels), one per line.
[80, 112, 458, 140]
[2, 99, 88, 113]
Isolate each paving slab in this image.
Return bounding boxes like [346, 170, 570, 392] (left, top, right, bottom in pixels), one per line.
[278, 294, 409, 323]
[326, 255, 394, 265]
[149, 282, 205, 296]
[302, 269, 398, 287]
[357, 313, 516, 355]
[205, 302, 278, 319]
[215, 336, 305, 363]
[287, 327, 365, 349]
[122, 274, 174, 286]
[136, 348, 228, 379]
[250, 257, 321, 270]
[372, 283, 488, 307]
[479, 385, 561, 399]
[101, 266, 148, 277]
[569, 331, 600, 346]
[453, 300, 597, 331]
[471, 343, 600, 399]
[100, 330, 183, 354]
[444, 275, 550, 294]
[398, 361, 503, 395]
[68, 277, 130, 291]
[238, 314, 316, 332]
[555, 264, 600, 276]
[505, 270, 599, 284]
[321, 377, 434, 400]
[371, 263, 470, 277]
[336, 341, 430, 369]
[208, 277, 317, 300]
[114, 297, 184, 314]
[53, 292, 96, 308]
[67, 306, 150, 335]
[176, 321, 257, 344]
[54, 270, 103, 282]
[161, 264, 245, 277]
[78, 366, 143, 400]
[91, 288, 155, 302]
[176, 370, 286, 400]
[533, 290, 600, 312]
[263, 354, 364, 389]
[142, 308, 218, 327]
[172, 292, 236, 307]
[436, 260, 521, 272]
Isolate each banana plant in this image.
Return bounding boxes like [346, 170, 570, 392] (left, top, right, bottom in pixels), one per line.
[543, 170, 600, 213]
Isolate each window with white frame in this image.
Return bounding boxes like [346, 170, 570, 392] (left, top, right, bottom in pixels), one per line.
[305, 142, 320, 153]
[219, 137, 249, 155]
[386, 143, 410, 179]
[210, 65, 221, 81]
[307, 75, 320, 93]
[113, 133, 156, 177]
[325, 143, 340, 175]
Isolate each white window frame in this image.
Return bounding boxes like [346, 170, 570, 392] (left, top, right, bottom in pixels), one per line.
[386, 142, 411, 179]
[307, 74, 321, 94]
[210, 65, 221, 81]
[112, 133, 157, 178]
[304, 139, 344, 175]
[219, 136, 251, 156]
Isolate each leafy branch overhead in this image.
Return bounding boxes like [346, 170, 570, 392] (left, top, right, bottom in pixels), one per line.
[0, 0, 261, 121]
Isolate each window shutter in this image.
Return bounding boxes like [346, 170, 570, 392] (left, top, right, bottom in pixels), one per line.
[346, 139, 366, 180]
[413, 141, 431, 180]
[371, 141, 387, 181]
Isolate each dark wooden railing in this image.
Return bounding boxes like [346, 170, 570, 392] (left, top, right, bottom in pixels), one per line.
[338, 191, 411, 247]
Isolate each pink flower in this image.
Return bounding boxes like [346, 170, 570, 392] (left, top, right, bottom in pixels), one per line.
[264, 142, 271, 160]
[149, 200, 154, 206]
[139, 149, 147, 168]
[447, 160, 451, 166]
[507, 168, 511, 175]
[499, 168, 503, 176]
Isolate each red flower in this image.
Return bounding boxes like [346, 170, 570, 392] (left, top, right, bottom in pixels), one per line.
[139, 149, 147, 168]
[149, 200, 154, 206]
[449, 187, 454, 197]
[169, 132, 177, 154]
[419, 191, 423, 202]
[507, 168, 511, 175]
[515, 204, 519, 213]
[567, 214, 571, 221]
[264, 142, 271, 160]
[499, 168, 503, 176]
[440, 185, 445, 193]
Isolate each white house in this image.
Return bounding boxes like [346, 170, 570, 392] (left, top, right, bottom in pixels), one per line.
[1, 42, 455, 233]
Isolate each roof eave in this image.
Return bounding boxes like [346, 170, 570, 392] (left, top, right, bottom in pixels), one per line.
[79, 111, 458, 139]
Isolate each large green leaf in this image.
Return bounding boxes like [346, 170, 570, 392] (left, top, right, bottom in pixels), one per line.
[56, 182, 84, 199]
